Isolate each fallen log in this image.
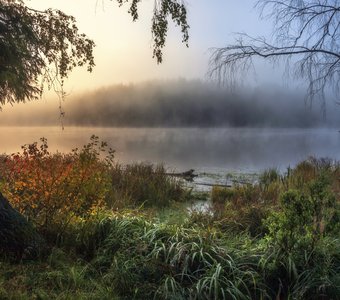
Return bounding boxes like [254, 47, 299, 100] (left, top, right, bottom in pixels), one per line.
[165, 169, 198, 182]
[195, 182, 232, 188]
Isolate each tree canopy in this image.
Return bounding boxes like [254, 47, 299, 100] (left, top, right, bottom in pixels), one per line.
[0, 0, 189, 106]
[210, 0, 340, 109]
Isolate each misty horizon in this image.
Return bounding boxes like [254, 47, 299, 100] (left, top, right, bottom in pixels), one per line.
[1, 79, 340, 128]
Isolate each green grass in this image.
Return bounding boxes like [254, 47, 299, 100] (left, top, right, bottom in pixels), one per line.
[0, 139, 339, 299]
[1, 209, 339, 299]
[0, 252, 119, 299]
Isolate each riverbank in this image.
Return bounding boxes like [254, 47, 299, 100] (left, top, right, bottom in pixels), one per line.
[0, 137, 339, 299]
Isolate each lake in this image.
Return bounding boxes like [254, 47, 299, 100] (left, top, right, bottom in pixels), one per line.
[1, 127, 339, 182]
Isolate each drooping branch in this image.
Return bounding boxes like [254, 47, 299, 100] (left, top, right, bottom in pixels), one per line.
[0, 0, 95, 106]
[0, 0, 190, 106]
[113, 0, 189, 63]
[210, 0, 340, 107]
[151, 0, 189, 63]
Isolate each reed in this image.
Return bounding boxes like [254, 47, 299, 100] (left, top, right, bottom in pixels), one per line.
[0, 138, 339, 299]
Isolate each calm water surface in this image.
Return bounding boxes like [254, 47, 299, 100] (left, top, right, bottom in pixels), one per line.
[1, 127, 339, 175]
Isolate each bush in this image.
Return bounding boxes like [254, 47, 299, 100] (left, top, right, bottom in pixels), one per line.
[0, 136, 113, 239]
[261, 173, 340, 298]
[0, 136, 188, 243]
[265, 173, 337, 253]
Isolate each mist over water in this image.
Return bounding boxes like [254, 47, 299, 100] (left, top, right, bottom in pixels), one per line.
[1, 127, 339, 174]
[1, 79, 340, 175]
[1, 79, 340, 127]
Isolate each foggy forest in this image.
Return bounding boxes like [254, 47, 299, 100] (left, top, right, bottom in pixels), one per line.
[2, 80, 340, 128]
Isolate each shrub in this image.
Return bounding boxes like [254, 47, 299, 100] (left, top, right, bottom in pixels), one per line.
[265, 173, 337, 253]
[0, 135, 188, 244]
[0, 136, 113, 239]
[262, 173, 340, 298]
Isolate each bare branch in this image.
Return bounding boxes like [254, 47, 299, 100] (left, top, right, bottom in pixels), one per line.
[210, 0, 340, 109]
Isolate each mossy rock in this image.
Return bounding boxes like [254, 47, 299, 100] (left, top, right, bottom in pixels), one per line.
[0, 192, 45, 260]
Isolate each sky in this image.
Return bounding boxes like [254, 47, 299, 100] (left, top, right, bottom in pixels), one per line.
[5, 0, 322, 121]
[1, 0, 335, 120]
[24, 0, 273, 95]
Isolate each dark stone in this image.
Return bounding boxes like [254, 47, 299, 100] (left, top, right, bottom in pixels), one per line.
[0, 192, 45, 260]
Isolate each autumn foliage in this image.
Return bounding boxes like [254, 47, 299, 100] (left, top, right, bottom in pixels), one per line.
[0, 136, 186, 238]
[0, 136, 114, 232]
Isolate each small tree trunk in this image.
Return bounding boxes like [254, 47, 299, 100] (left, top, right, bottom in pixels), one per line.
[0, 192, 45, 260]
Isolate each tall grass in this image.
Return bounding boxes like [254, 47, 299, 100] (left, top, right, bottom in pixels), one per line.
[207, 157, 340, 298]
[209, 157, 340, 235]
[0, 138, 339, 300]
[75, 212, 264, 299]
[109, 163, 187, 208]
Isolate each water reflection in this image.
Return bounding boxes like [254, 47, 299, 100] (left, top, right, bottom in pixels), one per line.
[0, 127, 339, 173]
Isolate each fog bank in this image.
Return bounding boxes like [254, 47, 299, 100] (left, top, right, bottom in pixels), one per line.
[1, 80, 339, 127]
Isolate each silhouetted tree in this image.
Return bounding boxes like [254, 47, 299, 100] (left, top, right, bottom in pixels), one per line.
[0, 1, 95, 106]
[0, 0, 189, 107]
[0, 0, 189, 258]
[210, 0, 340, 111]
